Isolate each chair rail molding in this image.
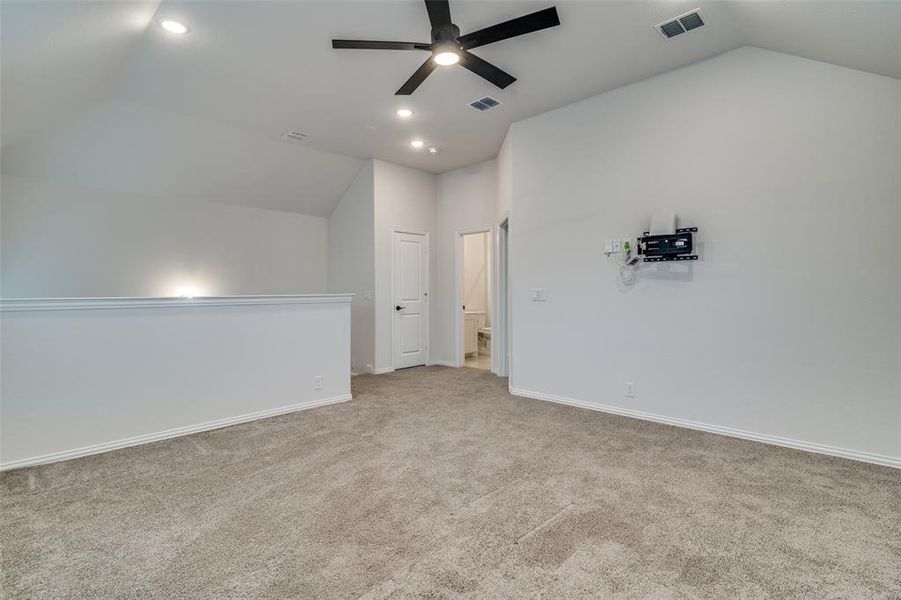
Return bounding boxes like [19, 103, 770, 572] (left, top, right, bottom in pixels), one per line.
[0, 294, 354, 312]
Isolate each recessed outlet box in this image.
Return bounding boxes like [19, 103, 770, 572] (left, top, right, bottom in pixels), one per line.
[605, 239, 629, 255]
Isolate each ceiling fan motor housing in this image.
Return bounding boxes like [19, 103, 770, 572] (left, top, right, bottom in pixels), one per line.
[432, 24, 461, 47]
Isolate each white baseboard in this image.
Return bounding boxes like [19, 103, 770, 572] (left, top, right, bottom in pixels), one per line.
[509, 388, 900, 470]
[371, 366, 396, 375]
[0, 394, 353, 472]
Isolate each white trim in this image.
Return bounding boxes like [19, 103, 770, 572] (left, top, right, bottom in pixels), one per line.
[455, 226, 493, 368]
[0, 294, 354, 312]
[371, 366, 396, 375]
[391, 225, 430, 236]
[0, 394, 353, 472]
[493, 213, 510, 378]
[510, 388, 901, 470]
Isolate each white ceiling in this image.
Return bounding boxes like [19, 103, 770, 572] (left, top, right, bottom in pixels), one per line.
[2, 0, 899, 215]
[0, 1, 158, 147]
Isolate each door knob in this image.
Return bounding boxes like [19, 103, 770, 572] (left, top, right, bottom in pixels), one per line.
[395, 305, 405, 311]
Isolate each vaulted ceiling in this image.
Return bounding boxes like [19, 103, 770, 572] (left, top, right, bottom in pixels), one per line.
[2, 0, 899, 216]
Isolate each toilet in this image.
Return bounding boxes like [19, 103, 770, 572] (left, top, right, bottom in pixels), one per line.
[478, 326, 491, 354]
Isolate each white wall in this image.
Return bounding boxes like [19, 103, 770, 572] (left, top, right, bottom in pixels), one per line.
[508, 48, 901, 464]
[0, 295, 352, 470]
[2, 98, 361, 217]
[1, 175, 328, 298]
[434, 161, 498, 364]
[328, 161, 375, 373]
[496, 132, 513, 221]
[372, 160, 437, 372]
[463, 232, 489, 318]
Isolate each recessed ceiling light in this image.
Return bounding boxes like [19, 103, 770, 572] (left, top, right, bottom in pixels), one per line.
[410, 140, 424, 149]
[159, 19, 189, 34]
[396, 108, 413, 118]
[428, 147, 440, 155]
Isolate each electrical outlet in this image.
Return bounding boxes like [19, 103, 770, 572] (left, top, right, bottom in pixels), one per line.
[613, 239, 623, 253]
[313, 376, 323, 391]
[624, 381, 635, 398]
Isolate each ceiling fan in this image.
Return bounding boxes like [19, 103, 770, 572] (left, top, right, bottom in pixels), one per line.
[331, 0, 560, 95]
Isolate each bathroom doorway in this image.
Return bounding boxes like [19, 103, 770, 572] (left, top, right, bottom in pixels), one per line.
[455, 227, 492, 370]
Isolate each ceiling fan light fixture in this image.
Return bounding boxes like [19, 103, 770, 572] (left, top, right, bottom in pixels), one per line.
[433, 42, 460, 66]
[434, 51, 459, 66]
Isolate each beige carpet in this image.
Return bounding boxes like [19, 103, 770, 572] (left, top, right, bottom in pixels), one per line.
[2, 366, 899, 599]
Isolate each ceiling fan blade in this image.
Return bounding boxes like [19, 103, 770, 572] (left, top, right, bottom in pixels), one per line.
[458, 6, 560, 50]
[424, 0, 452, 29]
[332, 40, 432, 50]
[396, 57, 439, 95]
[458, 51, 516, 89]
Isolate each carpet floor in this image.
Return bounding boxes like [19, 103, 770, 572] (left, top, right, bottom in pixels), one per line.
[2, 366, 899, 599]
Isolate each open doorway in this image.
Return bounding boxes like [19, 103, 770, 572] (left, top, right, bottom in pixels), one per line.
[456, 228, 492, 370]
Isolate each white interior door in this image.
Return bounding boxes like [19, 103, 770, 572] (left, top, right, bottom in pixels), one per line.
[393, 230, 429, 369]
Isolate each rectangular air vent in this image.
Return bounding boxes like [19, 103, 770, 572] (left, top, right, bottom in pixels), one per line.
[679, 11, 704, 31]
[281, 130, 309, 142]
[469, 96, 502, 112]
[657, 9, 705, 38]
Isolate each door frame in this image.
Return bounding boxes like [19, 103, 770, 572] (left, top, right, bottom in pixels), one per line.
[454, 226, 493, 368]
[391, 227, 430, 370]
[493, 213, 510, 377]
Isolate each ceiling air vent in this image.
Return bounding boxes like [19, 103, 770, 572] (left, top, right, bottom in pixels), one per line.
[281, 130, 310, 142]
[469, 96, 502, 112]
[657, 9, 705, 38]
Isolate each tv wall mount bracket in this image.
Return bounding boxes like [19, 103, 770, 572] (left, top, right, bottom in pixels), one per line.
[638, 227, 698, 262]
